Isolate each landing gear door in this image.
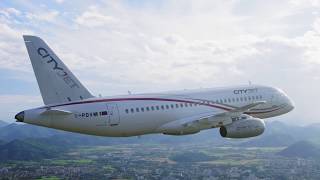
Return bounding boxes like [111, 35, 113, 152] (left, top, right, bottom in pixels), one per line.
[106, 103, 120, 126]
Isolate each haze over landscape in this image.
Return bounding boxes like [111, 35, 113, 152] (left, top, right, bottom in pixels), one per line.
[1, 120, 320, 179]
[0, 0, 320, 125]
[2, 1, 320, 179]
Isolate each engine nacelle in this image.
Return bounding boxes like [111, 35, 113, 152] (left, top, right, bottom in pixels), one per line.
[219, 118, 265, 138]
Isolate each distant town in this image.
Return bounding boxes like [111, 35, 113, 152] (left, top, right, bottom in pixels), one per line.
[1, 144, 320, 179]
[0, 120, 320, 179]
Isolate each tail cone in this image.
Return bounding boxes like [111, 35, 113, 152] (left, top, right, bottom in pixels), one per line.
[15, 111, 24, 122]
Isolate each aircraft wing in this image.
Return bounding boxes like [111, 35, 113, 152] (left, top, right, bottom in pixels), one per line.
[158, 101, 266, 135]
[214, 101, 266, 117]
[184, 101, 266, 127]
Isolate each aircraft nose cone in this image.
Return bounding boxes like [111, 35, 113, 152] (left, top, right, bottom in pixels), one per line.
[289, 103, 295, 112]
[286, 97, 295, 112]
[15, 111, 24, 122]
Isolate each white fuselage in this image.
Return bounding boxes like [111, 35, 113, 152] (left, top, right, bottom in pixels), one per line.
[22, 85, 294, 137]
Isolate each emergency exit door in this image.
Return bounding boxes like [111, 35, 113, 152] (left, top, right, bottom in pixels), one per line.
[106, 103, 120, 126]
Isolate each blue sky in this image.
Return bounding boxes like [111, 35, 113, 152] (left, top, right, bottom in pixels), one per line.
[1, 0, 320, 124]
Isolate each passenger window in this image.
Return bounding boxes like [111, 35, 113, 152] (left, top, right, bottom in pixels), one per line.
[161, 105, 164, 110]
[131, 108, 134, 113]
[146, 107, 150, 111]
[171, 104, 174, 108]
[236, 97, 239, 102]
[260, 95, 263, 99]
[232, 98, 235, 102]
[228, 98, 231, 103]
[240, 97, 243, 101]
[136, 108, 140, 112]
[180, 103, 184, 107]
[185, 103, 188, 107]
[141, 107, 144, 112]
[156, 106, 160, 110]
[248, 97, 251, 101]
[176, 104, 179, 108]
[125, 109, 129, 113]
[151, 106, 154, 111]
[256, 96, 259, 99]
[165, 105, 169, 109]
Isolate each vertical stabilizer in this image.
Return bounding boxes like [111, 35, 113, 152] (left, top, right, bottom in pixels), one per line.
[23, 35, 94, 105]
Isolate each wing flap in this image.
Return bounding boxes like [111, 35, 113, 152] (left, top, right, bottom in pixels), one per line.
[181, 101, 266, 129]
[229, 101, 266, 113]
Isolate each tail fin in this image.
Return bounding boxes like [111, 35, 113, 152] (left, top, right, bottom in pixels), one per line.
[23, 35, 94, 105]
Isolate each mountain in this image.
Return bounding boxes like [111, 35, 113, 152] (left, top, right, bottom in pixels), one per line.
[240, 133, 295, 147]
[0, 120, 8, 128]
[0, 121, 319, 161]
[278, 141, 320, 159]
[0, 121, 319, 148]
[0, 139, 62, 161]
[0, 123, 64, 141]
[34, 128, 224, 146]
[0, 140, 5, 145]
[240, 121, 320, 147]
[0, 123, 225, 146]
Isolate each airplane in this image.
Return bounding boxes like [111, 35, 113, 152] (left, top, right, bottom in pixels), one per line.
[15, 35, 294, 138]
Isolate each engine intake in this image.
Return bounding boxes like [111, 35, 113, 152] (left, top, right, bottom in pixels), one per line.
[219, 118, 265, 138]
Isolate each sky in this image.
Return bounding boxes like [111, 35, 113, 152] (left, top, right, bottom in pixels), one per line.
[0, 0, 320, 125]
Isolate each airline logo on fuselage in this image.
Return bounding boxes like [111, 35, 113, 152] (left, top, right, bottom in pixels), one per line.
[37, 47, 79, 88]
[233, 88, 258, 94]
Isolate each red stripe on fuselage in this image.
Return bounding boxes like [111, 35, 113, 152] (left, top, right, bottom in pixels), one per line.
[43, 97, 281, 114]
[45, 98, 231, 110]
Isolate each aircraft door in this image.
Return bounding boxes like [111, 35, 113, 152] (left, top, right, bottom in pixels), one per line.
[106, 103, 120, 126]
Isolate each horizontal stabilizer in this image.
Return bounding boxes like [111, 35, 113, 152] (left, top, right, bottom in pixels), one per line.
[41, 109, 72, 116]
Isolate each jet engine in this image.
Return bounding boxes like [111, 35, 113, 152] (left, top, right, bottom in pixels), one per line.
[219, 118, 265, 138]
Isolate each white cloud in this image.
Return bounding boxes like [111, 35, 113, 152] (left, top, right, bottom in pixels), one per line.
[26, 10, 59, 22]
[0, 95, 42, 123]
[0, 7, 21, 18]
[0, 23, 32, 72]
[75, 6, 118, 28]
[55, 0, 65, 4]
[1, 1, 320, 124]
